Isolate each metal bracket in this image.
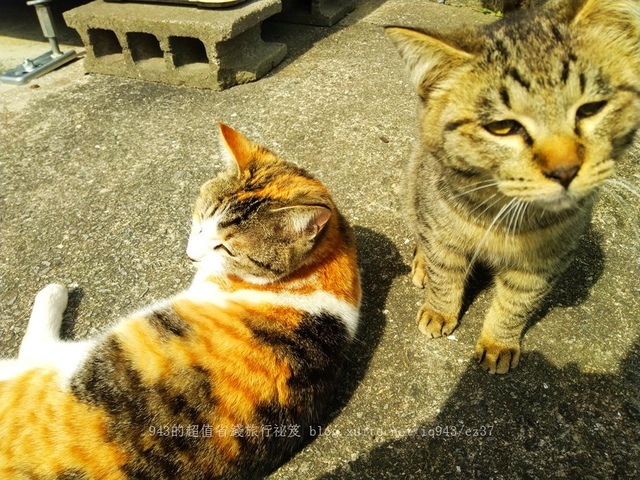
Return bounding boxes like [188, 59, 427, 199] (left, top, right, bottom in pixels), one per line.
[1, 0, 77, 85]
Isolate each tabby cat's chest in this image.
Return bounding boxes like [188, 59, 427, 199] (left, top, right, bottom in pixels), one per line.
[422, 187, 592, 267]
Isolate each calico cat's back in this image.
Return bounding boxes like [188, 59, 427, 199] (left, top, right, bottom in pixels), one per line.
[0, 124, 361, 479]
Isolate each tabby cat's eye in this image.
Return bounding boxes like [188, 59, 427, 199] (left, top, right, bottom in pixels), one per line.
[484, 119, 522, 136]
[576, 101, 607, 119]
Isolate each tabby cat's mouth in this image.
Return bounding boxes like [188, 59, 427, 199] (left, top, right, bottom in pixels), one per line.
[533, 194, 580, 212]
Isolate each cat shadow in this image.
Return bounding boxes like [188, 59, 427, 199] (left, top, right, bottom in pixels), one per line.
[262, 0, 389, 74]
[328, 226, 410, 417]
[458, 227, 606, 334]
[1, 0, 85, 46]
[59, 286, 85, 341]
[525, 227, 605, 332]
[483, 0, 548, 13]
[315, 338, 640, 479]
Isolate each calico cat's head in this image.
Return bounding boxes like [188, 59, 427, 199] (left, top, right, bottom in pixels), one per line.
[187, 124, 333, 284]
[387, 0, 640, 212]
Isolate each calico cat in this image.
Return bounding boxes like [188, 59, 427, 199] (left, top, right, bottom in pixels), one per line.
[386, 0, 640, 373]
[0, 124, 361, 479]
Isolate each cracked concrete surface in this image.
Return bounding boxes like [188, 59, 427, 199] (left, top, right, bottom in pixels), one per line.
[1, 1, 639, 478]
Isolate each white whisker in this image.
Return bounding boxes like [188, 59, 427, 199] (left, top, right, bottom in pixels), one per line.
[600, 179, 640, 245]
[504, 200, 518, 246]
[506, 199, 527, 246]
[605, 178, 640, 200]
[603, 187, 627, 208]
[512, 200, 527, 245]
[517, 200, 530, 231]
[467, 197, 519, 276]
[450, 179, 499, 200]
[472, 194, 502, 217]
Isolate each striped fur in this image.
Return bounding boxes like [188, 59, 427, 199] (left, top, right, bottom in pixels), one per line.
[0, 124, 361, 478]
[386, 0, 640, 373]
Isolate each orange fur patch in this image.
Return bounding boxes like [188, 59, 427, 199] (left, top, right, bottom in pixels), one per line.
[117, 299, 295, 437]
[211, 208, 361, 307]
[0, 370, 127, 479]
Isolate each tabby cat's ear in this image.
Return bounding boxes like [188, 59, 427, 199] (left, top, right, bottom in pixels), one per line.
[572, 0, 640, 47]
[218, 123, 256, 178]
[272, 206, 331, 242]
[385, 27, 473, 100]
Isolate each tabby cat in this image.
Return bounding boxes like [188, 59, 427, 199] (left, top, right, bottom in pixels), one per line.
[0, 124, 361, 478]
[386, 0, 640, 373]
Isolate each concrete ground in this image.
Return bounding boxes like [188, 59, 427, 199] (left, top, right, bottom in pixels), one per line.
[1, 0, 639, 478]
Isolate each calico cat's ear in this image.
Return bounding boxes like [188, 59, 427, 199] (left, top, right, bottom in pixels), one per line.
[218, 123, 256, 178]
[385, 27, 473, 100]
[272, 205, 331, 242]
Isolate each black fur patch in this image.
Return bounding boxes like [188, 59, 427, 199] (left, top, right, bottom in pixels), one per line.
[444, 119, 473, 132]
[70, 336, 223, 479]
[70, 337, 146, 416]
[56, 471, 90, 480]
[579, 73, 587, 94]
[218, 196, 268, 229]
[507, 67, 531, 90]
[249, 311, 351, 473]
[618, 85, 640, 97]
[492, 39, 509, 61]
[253, 310, 349, 401]
[499, 87, 511, 108]
[561, 59, 571, 84]
[449, 164, 480, 179]
[149, 306, 190, 338]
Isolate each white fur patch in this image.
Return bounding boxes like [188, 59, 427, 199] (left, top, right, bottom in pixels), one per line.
[187, 217, 220, 262]
[230, 289, 360, 339]
[180, 283, 359, 338]
[12, 340, 96, 387]
[0, 283, 96, 386]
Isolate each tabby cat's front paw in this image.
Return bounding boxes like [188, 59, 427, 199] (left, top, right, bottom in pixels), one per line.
[475, 336, 520, 374]
[411, 245, 427, 288]
[417, 305, 458, 338]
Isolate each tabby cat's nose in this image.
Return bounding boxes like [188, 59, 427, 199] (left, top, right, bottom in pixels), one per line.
[543, 165, 579, 188]
[535, 135, 582, 189]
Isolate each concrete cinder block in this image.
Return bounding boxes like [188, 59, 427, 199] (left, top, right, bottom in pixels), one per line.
[276, 0, 356, 27]
[443, 0, 545, 12]
[473, 0, 522, 11]
[63, 0, 287, 90]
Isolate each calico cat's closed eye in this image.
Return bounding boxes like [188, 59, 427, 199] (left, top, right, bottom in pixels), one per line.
[576, 101, 607, 119]
[214, 244, 234, 256]
[484, 119, 523, 136]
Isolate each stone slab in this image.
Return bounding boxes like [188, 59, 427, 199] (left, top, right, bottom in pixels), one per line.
[275, 0, 356, 27]
[63, 0, 287, 90]
[445, 0, 545, 12]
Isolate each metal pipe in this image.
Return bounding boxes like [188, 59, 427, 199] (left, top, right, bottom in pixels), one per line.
[26, 0, 62, 57]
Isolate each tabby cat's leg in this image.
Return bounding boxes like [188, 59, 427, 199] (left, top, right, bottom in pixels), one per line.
[475, 269, 551, 374]
[18, 283, 68, 361]
[411, 242, 428, 288]
[413, 237, 470, 338]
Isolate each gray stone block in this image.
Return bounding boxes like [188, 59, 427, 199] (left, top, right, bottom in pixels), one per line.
[276, 0, 356, 27]
[63, 0, 287, 90]
[443, 0, 545, 12]
[474, 0, 520, 11]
